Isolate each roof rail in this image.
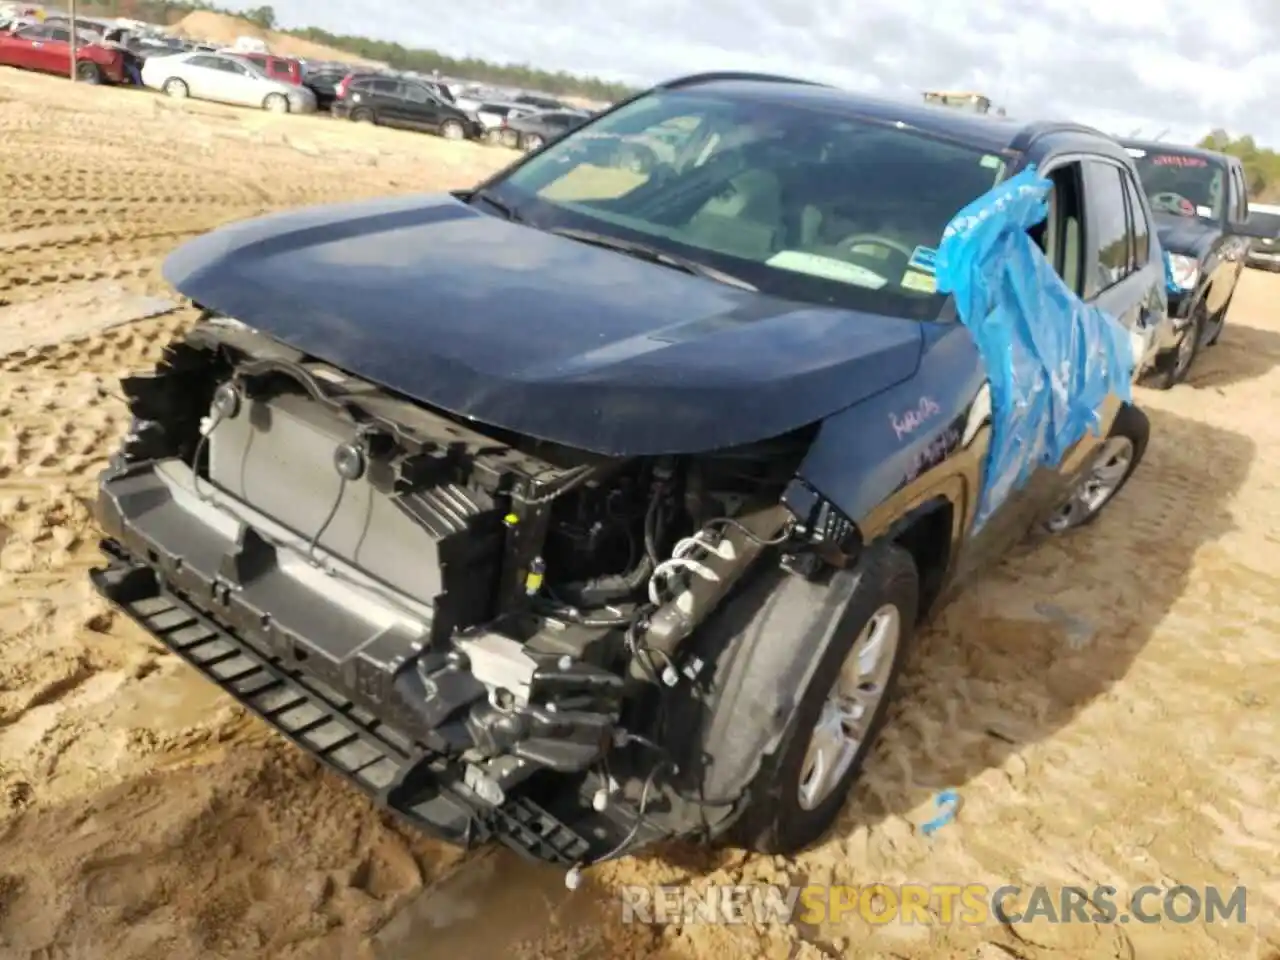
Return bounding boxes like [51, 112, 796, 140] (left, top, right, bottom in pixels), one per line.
[1009, 120, 1111, 153]
[655, 71, 830, 91]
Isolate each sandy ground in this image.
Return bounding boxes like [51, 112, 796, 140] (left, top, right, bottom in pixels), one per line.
[0, 66, 1277, 960]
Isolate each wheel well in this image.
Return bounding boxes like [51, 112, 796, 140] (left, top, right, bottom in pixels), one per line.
[891, 500, 954, 621]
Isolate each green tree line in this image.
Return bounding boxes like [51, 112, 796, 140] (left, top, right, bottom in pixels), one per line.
[77, 0, 637, 100]
[1198, 130, 1280, 201]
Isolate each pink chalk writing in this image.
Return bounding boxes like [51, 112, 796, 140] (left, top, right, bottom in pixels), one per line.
[902, 425, 962, 485]
[890, 396, 941, 441]
[1151, 154, 1207, 168]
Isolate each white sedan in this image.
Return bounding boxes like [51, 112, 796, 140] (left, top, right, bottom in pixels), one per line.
[140, 51, 316, 114]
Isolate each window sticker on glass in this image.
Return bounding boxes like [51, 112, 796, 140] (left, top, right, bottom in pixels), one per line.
[1196, 204, 1212, 217]
[980, 154, 1003, 169]
[908, 245, 938, 274]
[901, 270, 937, 293]
[766, 251, 888, 289]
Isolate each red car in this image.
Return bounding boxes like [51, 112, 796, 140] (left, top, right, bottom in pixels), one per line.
[0, 22, 126, 84]
[230, 51, 303, 86]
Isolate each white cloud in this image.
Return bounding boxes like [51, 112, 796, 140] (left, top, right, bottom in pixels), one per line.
[232, 0, 1278, 145]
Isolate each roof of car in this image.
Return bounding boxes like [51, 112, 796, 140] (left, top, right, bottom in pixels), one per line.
[659, 74, 1114, 156]
[1118, 138, 1234, 166]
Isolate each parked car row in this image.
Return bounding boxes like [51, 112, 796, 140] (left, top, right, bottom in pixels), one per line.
[92, 72, 1249, 876]
[0, 18, 598, 146]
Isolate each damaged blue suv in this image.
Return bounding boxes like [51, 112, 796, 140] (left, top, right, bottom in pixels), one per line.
[92, 73, 1158, 872]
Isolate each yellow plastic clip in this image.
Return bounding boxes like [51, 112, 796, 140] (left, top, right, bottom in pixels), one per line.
[503, 512, 519, 527]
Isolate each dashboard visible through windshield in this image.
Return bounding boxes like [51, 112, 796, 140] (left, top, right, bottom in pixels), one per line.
[484, 89, 1009, 319]
[1127, 148, 1226, 222]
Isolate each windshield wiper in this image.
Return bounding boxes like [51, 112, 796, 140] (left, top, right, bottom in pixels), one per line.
[470, 189, 524, 223]
[546, 227, 757, 291]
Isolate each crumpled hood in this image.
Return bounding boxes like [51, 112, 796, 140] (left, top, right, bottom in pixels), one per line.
[162, 193, 925, 456]
[1153, 212, 1217, 260]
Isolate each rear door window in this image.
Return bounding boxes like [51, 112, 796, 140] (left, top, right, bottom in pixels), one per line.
[402, 83, 432, 104]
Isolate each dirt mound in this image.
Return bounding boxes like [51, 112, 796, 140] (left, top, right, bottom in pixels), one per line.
[170, 11, 383, 66]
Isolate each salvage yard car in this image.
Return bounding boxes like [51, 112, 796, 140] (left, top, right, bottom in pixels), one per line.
[92, 73, 1153, 872]
[141, 50, 317, 114]
[0, 21, 128, 84]
[1244, 201, 1280, 272]
[1121, 139, 1273, 386]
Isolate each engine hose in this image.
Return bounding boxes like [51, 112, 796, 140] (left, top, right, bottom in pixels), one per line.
[557, 495, 665, 607]
[556, 552, 654, 607]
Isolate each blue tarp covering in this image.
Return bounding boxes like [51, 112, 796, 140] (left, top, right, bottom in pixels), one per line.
[1161, 248, 1181, 295]
[935, 166, 1135, 530]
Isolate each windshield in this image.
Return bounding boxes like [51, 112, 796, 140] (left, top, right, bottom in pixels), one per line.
[484, 90, 1009, 320]
[1128, 148, 1226, 222]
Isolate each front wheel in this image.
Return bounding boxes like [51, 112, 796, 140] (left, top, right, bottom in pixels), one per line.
[1203, 291, 1233, 346]
[163, 77, 188, 99]
[76, 61, 103, 85]
[351, 107, 374, 124]
[735, 546, 917, 854]
[263, 93, 289, 114]
[1146, 303, 1204, 389]
[671, 544, 920, 856]
[440, 119, 465, 140]
[1044, 403, 1149, 533]
[522, 133, 544, 152]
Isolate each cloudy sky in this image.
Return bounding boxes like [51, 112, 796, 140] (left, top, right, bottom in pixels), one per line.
[234, 0, 1279, 145]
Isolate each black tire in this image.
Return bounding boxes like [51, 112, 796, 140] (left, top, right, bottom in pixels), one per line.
[351, 107, 374, 124]
[1044, 403, 1149, 533]
[682, 545, 920, 856]
[163, 78, 188, 99]
[76, 61, 103, 85]
[1146, 303, 1204, 389]
[1203, 292, 1233, 346]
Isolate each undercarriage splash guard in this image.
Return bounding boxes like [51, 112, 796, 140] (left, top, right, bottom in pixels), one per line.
[91, 540, 594, 866]
[935, 166, 1135, 529]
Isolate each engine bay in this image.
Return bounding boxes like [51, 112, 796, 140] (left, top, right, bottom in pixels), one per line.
[102, 313, 860, 830]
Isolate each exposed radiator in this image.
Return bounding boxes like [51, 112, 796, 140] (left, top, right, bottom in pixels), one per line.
[206, 391, 488, 603]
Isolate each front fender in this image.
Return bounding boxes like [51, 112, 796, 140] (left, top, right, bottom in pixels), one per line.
[795, 321, 987, 539]
[663, 561, 864, 820]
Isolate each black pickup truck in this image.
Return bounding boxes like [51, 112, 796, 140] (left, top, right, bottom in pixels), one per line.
[1120, 139, 1273, 386]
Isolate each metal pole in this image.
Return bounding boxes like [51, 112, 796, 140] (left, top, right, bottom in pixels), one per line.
[69, 0, 78, 81]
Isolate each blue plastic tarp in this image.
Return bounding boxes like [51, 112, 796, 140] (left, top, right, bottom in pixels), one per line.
[934, 165, 1135, 530]
[1161, 248, 1181, 295]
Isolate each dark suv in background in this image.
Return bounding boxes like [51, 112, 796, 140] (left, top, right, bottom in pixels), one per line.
[1121, 139, 1273, 386]
[503, 109, 591, 151]
[332, 75, 482, 140]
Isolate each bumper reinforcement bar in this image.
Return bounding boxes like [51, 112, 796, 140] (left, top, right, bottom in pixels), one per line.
[91, 539, 594, 866]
